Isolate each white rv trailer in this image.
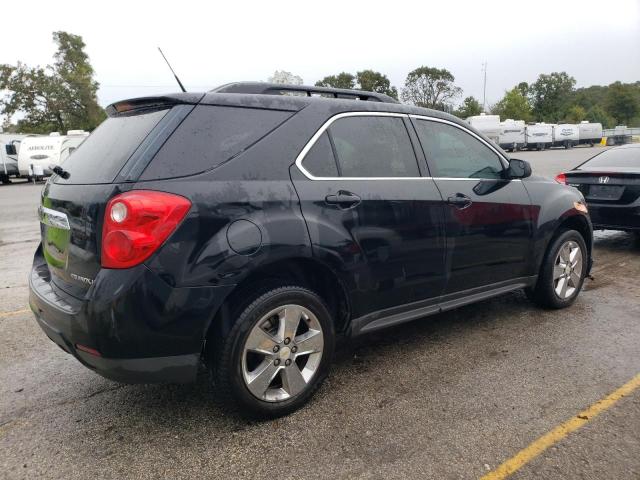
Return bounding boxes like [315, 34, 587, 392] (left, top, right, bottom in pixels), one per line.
[467, 114, 500, 144]
[498, 119, 526, 151]
[0, 133, 31, 184]
[577, 121, 603, 146]
[552, 123, 579, 148]
[525, 123, 553, 150]
[17, 131, 88, 178]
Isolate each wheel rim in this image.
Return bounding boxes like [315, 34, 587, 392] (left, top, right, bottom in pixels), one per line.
[553, 240, 583, 299]
[241, 304, 324, 402]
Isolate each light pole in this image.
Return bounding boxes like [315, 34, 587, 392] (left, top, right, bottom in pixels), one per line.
[482, 62, 487, 113]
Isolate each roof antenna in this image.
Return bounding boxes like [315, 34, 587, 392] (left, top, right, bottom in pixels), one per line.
[157, 47, 186, 92]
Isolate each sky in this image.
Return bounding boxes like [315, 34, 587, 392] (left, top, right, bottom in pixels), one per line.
[1, 0, 639, 109]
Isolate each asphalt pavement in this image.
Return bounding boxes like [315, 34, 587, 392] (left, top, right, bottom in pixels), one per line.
[1, 145, 639, 479]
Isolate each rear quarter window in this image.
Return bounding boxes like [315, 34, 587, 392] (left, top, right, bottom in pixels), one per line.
[140, 105, 293, 180]
[57, 108, 169, 184]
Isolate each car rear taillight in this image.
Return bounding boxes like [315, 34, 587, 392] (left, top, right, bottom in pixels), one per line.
[101, 190, 191, 269]
[555, 173, 567, 184]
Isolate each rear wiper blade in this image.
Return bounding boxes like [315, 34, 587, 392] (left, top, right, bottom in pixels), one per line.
[51, 165, 71, 179]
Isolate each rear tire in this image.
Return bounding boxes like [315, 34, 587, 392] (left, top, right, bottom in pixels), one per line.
[528, 229, 587, 309]
[207, 285, 335, 418]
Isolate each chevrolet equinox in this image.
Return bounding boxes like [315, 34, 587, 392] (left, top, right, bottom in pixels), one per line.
[30, 82, 593, 417]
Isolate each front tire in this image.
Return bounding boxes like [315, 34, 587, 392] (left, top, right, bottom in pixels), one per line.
[208, 285, 335, 418]
[528, 229, 587, 309]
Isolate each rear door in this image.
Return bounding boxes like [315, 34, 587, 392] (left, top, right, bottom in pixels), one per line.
[291, 113, 446, 320]
[411, 116, 534, 295]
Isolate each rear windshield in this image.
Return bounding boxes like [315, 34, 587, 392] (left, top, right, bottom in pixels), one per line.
[139, 105, 293, 180]
[580, 147, 640, 169]
[56, 108, 169, 184]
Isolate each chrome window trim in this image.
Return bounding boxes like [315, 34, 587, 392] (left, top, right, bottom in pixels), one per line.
[295, 112, 424, 181]
[295, 111, 515, 181]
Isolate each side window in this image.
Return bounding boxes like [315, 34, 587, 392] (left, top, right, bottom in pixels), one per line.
[302, 132, 339, 177]
[414, 120, 505, 179]
[141, 105, 293, 180]
[328, 116, 420, 178]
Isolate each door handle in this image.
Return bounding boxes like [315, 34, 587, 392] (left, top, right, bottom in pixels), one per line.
[325, 190, 361, 209]
[447, 193, 472, 209]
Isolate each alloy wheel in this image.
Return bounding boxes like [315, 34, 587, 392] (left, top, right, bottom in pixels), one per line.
[241, 304, 324, 402]
[553, 240, 583, 299]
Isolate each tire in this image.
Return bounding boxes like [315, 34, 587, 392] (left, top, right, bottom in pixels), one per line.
[528, 229, 587, 309]
[207, 285, 335, 418]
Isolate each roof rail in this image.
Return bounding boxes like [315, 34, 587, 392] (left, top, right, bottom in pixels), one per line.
[210, 82, 399, 104]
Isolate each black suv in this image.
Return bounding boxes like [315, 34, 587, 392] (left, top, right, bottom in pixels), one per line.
[30, 82, 593, 417]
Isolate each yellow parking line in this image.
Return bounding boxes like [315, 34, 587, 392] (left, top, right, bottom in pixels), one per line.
[0, 308, 30, 319]
[481, 373, 640, 480]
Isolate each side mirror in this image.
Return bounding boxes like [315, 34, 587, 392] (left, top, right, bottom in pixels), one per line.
[507, 158, 532, 179]
[5, 144, 17, 156]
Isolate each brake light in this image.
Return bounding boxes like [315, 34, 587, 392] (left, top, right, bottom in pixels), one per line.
[101, 190, 191, 269]
[555, 173, 567, 184]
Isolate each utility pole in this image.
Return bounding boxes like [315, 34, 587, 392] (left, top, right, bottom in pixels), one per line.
[482, 62, 487, 112]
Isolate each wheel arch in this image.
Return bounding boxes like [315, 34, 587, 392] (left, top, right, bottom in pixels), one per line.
[204, 256, 351, 347]
[557, 214, 592, 256]
[538, 213, 593, 277]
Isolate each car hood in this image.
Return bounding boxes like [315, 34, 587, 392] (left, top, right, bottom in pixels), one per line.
[524, 174, 556, 183]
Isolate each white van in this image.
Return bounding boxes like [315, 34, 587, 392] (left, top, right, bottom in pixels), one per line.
[577, 121, 603, 146]
[17, 131, 88, 178]
[498, 119, 526, 151]
[525, 123, 553, 150]
[552, 124, 579, 148]
[467, 114, 501, 144]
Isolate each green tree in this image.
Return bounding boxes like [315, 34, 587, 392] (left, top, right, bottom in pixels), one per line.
[564, 105, 586, 123]
[606, 81, 640, 125]
[0, 31, 105, 133]
[516, 82, 529, 97]
[355, 70, 398, 99]
[492, 87, 533, 122]
[315, 72, 356, 89]
[530, 72, 576, 122]
[586, 105, 615, 128]
[401, 66, 462, 110]
[454, 96, 482, 118]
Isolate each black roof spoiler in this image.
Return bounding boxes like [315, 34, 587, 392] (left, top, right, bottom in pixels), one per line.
[106, 93, 205, 117]
[210, 82, 399, 104]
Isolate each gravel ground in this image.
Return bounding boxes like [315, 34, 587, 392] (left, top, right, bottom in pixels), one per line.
[1, 145, 639, 479]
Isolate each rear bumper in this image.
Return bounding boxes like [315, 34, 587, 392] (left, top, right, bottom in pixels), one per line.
[32, 309, 199, 383]
[588, 202, 640, 231]
[29, 246, 234, 384]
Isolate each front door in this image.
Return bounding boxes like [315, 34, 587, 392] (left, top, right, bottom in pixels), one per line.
[291, 113, 447, 320]
[411, 117, 534, 295]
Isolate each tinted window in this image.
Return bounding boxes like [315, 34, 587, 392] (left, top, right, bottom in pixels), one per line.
[57, 108, 169, 184]
[580, 147, 640, 169]
[141, 105, 293, 180]
[303, 132, 339, 177]
[415, 120, 504, 179]
[329, 116, 419, 177]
